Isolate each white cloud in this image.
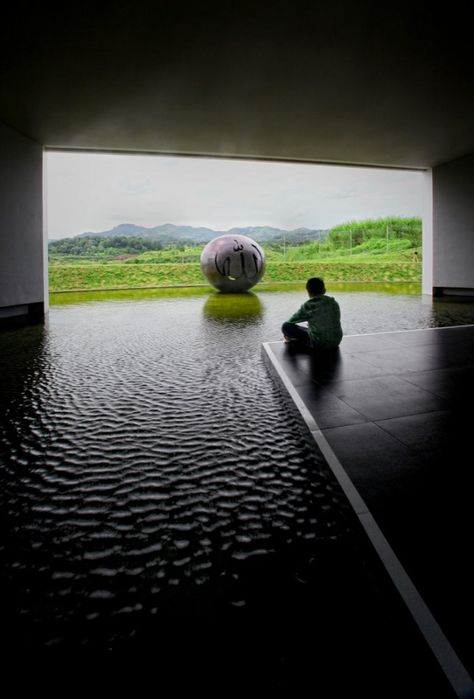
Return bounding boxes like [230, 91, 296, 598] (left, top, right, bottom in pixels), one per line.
[46, 151, 424, 239]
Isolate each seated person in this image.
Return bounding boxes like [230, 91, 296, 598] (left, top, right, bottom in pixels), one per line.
[282, 277, 343, 349]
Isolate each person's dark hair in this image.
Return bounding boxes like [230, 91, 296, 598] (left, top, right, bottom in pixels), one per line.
[306, 277, 326, 296]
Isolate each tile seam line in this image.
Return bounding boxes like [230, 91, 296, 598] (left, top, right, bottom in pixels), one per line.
[342, 323, 474, 338]
[320, 388, 448, 422]
[262, 341, 473, 699]
[373, 410, 451, 446]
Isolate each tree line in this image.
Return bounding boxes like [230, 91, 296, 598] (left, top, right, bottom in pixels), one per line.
[48, 235, 199, 257]
[49, 218, 422, 260]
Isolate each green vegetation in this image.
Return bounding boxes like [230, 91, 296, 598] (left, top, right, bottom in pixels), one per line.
[123, 247, 203, 264]
[48, 217, 422, 292]
[265, 259, 420, 283]
[262, 217, 421, 261]
[49, 263, 206, 291]
[48, 235, 166, 262]
[327, 216, 421, 247]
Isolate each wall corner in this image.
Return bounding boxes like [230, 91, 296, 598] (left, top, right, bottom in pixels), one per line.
[422, 169, 433, 295]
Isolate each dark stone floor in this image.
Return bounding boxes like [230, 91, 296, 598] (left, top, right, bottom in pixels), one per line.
[266, 325, 474, 689]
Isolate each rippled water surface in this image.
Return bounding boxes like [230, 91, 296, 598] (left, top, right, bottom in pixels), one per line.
[1, 286, 473, 672]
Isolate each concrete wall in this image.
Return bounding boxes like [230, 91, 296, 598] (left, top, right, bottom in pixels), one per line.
[0, 120, 44, 320]
[422, 170, 433, 295]
[433, 152, 474, 295]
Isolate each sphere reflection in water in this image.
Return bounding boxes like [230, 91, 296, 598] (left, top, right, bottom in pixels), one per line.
[200, 234, 265, 292]
[203, 292, 263, 322]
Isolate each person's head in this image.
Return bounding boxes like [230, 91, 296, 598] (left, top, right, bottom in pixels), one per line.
[306, 277, 326, 297]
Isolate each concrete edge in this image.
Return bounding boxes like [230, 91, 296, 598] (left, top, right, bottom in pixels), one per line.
[343, 323, 474, 337]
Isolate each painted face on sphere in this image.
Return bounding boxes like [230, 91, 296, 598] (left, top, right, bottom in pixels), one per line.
[200, 235, 266, 292]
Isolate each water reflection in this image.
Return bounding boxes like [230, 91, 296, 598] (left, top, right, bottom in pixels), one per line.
[202, 291, 263, 323]
[1, 292, 352, 655]
[325, 282, 421, 296]
[431, 296, 474, 327]
[50, 286, 211, 306]
[255, 281, 422, 296]
[1, 284, 474, 657]
[0, 323, 47, 415]
[50, 281, 423, 307]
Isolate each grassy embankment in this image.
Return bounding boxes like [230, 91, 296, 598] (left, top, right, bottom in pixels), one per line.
[49, 217, 422, 292]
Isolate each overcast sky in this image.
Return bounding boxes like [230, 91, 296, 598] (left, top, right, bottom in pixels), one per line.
[45, 151, 425, 240]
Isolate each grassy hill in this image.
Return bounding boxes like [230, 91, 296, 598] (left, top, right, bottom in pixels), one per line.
[48, 217, 422, 292]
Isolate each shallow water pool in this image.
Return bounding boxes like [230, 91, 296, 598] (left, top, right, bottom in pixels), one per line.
[1, 284, 473, 668]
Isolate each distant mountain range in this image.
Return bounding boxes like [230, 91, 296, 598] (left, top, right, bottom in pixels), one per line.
[74, 223, 328, 244]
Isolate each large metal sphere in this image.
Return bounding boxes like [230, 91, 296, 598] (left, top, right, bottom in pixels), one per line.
[200, 234, 266, 292]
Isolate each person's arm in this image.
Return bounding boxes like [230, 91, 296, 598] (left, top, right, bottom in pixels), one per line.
[287, 303, 309, 323]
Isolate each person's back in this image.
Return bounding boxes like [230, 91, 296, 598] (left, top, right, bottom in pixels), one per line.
[282, 277, 343, 349]
[295, 293, 342, 347]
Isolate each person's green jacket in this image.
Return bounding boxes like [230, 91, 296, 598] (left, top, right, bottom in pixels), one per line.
[287, 295, 343, 347]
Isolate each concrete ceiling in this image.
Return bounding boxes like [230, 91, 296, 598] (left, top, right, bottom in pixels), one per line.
[1, 2, 473, 169]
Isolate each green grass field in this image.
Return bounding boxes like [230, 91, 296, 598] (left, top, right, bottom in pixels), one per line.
[49, 257, 422, 292]
[48, 217, 423, 292]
